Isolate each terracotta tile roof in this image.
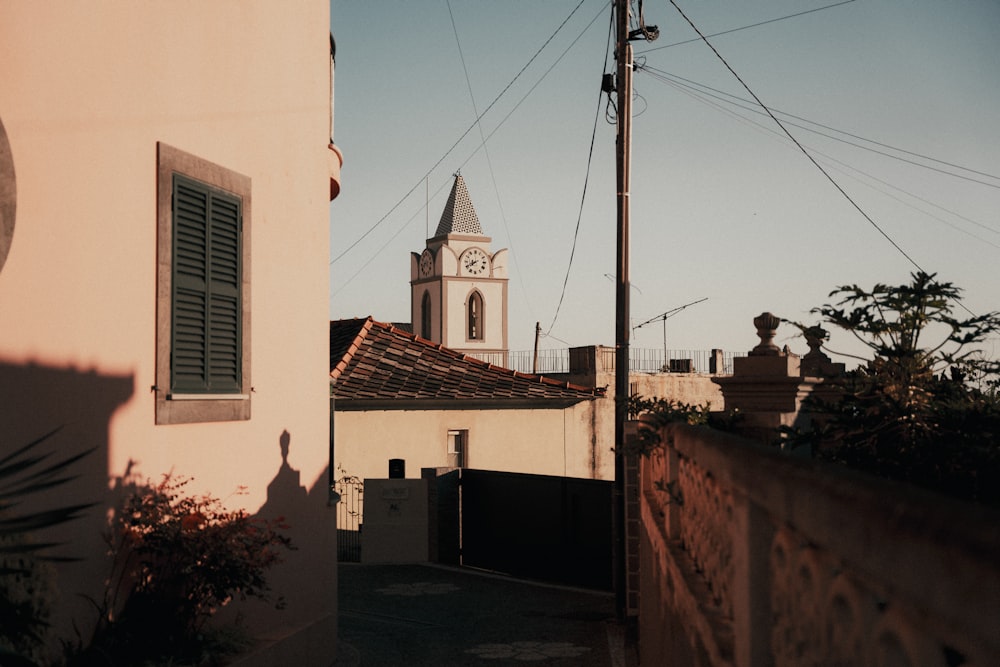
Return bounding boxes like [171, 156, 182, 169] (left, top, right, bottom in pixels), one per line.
[330, 317, 602, 405]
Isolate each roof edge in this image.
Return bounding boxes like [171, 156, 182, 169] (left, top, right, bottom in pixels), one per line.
[329, 316, 375, 382]
[331, 397, 592, 411]
[363, 318, 604, 397]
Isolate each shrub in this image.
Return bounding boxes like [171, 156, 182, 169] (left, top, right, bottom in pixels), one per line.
[0, 428, 93, 666]
[624, 395, 741, 457]
[0, 530, 56, 666]
[72, 474, 292, 666]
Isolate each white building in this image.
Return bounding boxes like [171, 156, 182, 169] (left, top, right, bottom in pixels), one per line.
[410, 174, 509, 360]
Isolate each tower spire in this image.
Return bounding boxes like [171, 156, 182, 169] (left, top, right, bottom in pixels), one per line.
[434, 173, 483, 237]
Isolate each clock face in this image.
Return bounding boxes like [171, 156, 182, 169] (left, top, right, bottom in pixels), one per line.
[462, 248, 488, 276]
[419, 250, 433, 276]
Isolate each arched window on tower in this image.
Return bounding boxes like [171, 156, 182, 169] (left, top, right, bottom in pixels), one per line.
[467, 290, 484, 341]
[421, 290, 432, 339]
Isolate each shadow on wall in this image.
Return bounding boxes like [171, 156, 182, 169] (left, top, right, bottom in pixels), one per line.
[0, 359, 134, 647]
[250, 429, 337, 634]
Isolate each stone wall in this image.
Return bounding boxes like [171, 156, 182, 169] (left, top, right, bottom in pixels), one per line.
[639, 422, 1000, 667]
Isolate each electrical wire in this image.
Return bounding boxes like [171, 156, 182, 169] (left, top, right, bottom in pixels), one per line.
[330, 0, 591, 267]
[641, 65, 1000, 190]
[331, 178, 454, 298]
[666, 0, 981, 318]
[447, 0, 535, 322]
[651, 69, 1000, 248]
[332, 2, 608, 296]
[546, 5, 615, 336]
[330, 0, 868, 269]
[667, 0, 925, 272]
[459, 3, 608, 157]
[639, 66, 1000, 238]
[640, 0, 857, 54]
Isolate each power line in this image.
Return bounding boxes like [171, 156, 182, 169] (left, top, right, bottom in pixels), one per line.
[331, 0, 871, 271]
[640, 65, 1000, 189]
[666, 0, 981, 319]
[819, 157, 1000, 251]
[447, 0, 534, 322]
[642, 65, 1000, 253]
[639, 0, 857, 54]
[666, 0, 926, 273]
[332, 2, 608, 296]
[546, 5, 615, 336]
[331, 179, 454, 298]
[640, 66, 1000, 238]
[330, 0, 591, 267]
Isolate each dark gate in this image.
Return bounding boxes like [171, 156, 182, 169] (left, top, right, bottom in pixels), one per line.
[459, 469, 612, 590]
[427, 469, 461, 565]
[335, 475, 363, 562]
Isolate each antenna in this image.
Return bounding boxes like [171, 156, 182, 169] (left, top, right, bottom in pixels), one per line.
[634, 297, 708, 329]
[633, 298, 708, 367]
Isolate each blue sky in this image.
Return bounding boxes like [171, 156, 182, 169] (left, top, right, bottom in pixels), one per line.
[329, 0, 1000, 362]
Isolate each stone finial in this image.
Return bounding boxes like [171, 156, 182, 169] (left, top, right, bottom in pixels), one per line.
[802, 325, 831, 365]
[750, 312, 782, 356]
[800, 324, 845, 377]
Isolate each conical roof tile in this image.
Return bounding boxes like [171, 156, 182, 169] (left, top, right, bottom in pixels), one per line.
[435, 173, 483, 236]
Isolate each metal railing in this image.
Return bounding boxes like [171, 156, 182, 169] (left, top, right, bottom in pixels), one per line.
[335, 475, 363, 562]
[467, 348, 736, 376]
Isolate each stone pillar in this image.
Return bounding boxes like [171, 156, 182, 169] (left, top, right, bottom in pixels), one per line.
[710, 348, 725, 374]
[730, 499, 774, 667]
[713, 312, 834, 444]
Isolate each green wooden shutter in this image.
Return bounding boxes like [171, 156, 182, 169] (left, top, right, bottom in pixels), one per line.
[172, 175, 242, 393]
[206, 192, 241, 391]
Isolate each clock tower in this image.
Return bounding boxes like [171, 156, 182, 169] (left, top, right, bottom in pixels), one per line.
[411, 174, 508, 360]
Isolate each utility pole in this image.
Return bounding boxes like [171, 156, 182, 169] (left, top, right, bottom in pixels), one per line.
[532, 321, 541, 374]
[612, 0, 658, 622]
[612, 0, 633, 622]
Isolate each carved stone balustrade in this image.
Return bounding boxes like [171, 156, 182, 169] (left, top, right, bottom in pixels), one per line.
[639, 422, 1000, 667]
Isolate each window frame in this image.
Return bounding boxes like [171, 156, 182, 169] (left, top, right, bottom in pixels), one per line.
[421, 290, 432, 339]
[156, 142, 252, 424]
[447, 429, 467, 468]
[467, 289, 484, 341]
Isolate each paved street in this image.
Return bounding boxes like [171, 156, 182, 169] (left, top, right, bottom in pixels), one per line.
[334, 563, 635, 666]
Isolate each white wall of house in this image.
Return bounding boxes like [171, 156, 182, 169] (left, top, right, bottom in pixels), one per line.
[0, 3, 337, 662]
[333, 400, 612, 484]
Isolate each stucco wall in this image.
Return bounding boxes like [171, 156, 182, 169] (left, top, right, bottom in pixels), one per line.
[410, 271, 440, 340]
[0, 2, 335, 661]
[333, 401, 612, 484]
[554, 369, 723, 494]
[626, 372, 725, 409]
[442, 276, 507, 352]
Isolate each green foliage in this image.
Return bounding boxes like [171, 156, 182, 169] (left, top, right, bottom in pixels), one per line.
[71, 473, 292, 666]
[789, 272, 1000, 504]
[629, 395, 712, 428]
[624, 396, 740, 457]
[0, 533, 56, 666]
[0, 428, 94, 665]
